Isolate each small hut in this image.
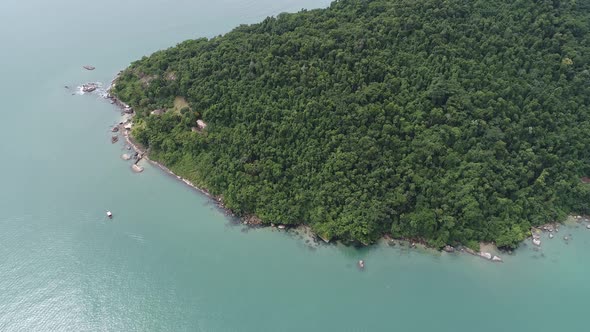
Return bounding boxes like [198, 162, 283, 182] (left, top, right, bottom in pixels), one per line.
[197, 119, 207, 130]
[151, 109, 166, 116]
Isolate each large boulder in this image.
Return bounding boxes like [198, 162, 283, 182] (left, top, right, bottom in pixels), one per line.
[479, 252, 492, 260]
[443, 245, 455, 253]
[463, 247, 477, 256]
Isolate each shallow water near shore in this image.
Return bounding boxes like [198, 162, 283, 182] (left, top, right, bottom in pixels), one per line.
[1, 0, 590, 331]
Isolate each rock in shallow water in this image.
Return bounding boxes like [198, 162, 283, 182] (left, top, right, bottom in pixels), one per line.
[82, 82, 98, 92]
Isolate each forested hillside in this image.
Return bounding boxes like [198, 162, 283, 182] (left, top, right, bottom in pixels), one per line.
[112, 0, 590, 248]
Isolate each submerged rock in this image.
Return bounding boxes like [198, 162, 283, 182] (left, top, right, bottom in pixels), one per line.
[533, 238, 541, 246]
[492, 255, 503, 262]
[131, 164, 144, 173]
[121, 154, 131, 160]
[278, 225, 286, 230]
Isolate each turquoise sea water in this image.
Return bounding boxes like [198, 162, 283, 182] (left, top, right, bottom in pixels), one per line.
[1, 1, 589, 331]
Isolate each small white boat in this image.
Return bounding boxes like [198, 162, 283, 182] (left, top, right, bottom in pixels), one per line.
[106, 211, 113, 219]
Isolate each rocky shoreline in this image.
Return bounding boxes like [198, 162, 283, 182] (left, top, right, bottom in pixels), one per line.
[531, 216, 590, 247]
[100, 74, 590, 262]
[105, 78, 243, 221]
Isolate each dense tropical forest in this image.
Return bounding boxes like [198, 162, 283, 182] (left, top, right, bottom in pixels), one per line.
[112, 0, 590, 249]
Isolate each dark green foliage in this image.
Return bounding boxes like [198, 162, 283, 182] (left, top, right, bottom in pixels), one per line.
[113, 0, 590, 248]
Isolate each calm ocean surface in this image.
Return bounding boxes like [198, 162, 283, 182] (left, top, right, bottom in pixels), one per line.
[0, 0, 589, 331]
